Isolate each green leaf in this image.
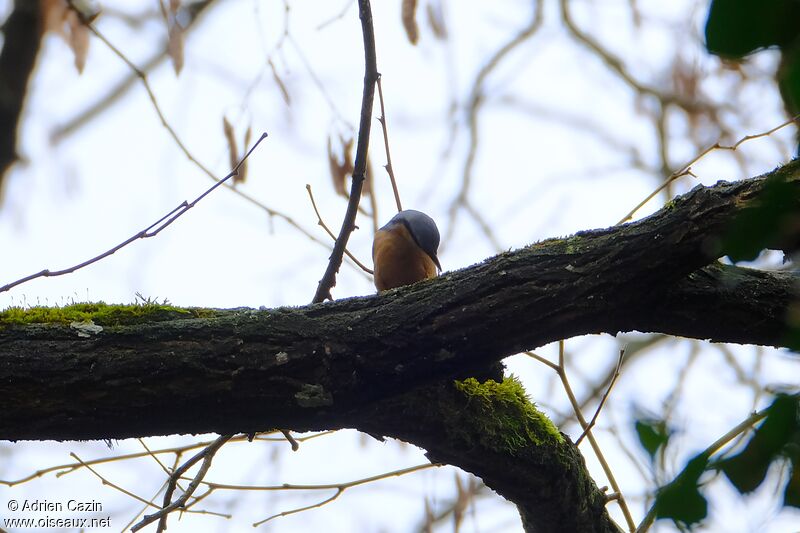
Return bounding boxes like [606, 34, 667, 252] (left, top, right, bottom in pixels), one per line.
[655, 453, 710, 527]
[705, 0, 800, 58]
[778, 44, 800, 119]
[719, 172, 800, 262]
[785, 325, 800, 353]
[786, 455, 800, 508]
[718, 394, 800, 493]
[635, 418, 672, 461]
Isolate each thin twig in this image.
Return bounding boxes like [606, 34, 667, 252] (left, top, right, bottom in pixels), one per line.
[553, 335, 665, 429]
[524, 350, 559, 372]
[617, 114, 800, 224]
[0, 432, 334, 487]
[138, 438, 187, 493]
[316, 0, 357, 30]
[444, 0, 543, 251]
[312, 0, 378, 303]
[254, 431, 336, 443]
[195, 463, 437, 526]
[131, 434, 232, 532]
[559, 0, 719, 115]
[61, 1, 348, 272]
[256, 489, 343, 525]
[376, 74, 402, 212]
[575, 349, 625, 446]
[121, 479, 172, 532]
[0, 134, 267, 294]
[306, 184, 373, 274]
[52, 1, 219, 142]
[279, 429, 300, 451]
[555, 341, 636, 532]
[70, 452, 160, 509]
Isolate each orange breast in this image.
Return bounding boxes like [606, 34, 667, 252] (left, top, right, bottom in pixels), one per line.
[372, 225, 438, 291]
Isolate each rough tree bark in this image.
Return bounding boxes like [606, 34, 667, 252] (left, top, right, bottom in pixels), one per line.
[2, 160, 799, 532]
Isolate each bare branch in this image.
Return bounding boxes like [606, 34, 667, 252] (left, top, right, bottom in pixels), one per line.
[575, 349, 625, 446]
[0, 134, 268, 294]
[312, 0, 379, 302]
[306, 184, 374, 274]
[131, 434, 232, 532]
[245, 463, 436, 525]
[556, 342, 636, 531]
[51, 1, 218, 142]
[444, 0, 543, 251]
[60, 0, 339, 270]
[279, 429, 300, 451]
[377, 75, 403, 212]
[618, 115, 800, 224]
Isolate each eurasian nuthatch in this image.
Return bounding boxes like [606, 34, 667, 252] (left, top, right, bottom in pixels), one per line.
[372, 209, 442, 291]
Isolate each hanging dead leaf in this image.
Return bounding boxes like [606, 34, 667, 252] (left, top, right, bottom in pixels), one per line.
[167, 21, 184, 75]
[327, 134, 354, 198]
[268, 58, 291, 106]
[41, 0, 68, 34]
[453, 472, 469, 533]
[41, 0, 95, 73]
[239, 125, 252, 184]
[222, 117, 240, 183]
[364, 155, 374, 196]
[66, 9, 90, 73]
[426, 0, 448, 40]
[402, 0, 419, 45]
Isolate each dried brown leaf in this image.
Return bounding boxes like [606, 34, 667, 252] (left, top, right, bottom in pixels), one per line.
[327, 134, 354, 198]
[42, 0, 94, 73]
[629, 0, 642, 27]
[239, 125, 253, 184]
[41, 0, 69, 35]
[268, 58, 291, 106]
[363, 155, 374, 195]
[453, 473, 469, 533]
[167, 21, 184, 75]
[402, 0, 419, 45]
[426, 1, 447, 40]
[222, 117, 240, 184]
[66, 9, 89, 73]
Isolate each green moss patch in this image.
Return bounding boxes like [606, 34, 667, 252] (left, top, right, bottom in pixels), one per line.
[0, 301, 198, 327]
[452, 376, 563, 453]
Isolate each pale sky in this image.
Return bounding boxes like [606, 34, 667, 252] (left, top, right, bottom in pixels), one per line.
[1, 1, 799, 532]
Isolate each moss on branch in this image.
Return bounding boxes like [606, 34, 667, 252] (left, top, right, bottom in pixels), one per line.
[451, 377, 563, 452]
[0, 301, 210, 328]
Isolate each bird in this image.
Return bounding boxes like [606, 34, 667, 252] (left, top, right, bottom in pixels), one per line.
[372, 209, 442, 291]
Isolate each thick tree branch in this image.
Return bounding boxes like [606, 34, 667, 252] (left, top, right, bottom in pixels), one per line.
[0, 1, 42, 186]
[356, 379, 621, 533]
[4, 163, 799, 533]
[2, 162, 799, 442]
[634, 262, 799, 346]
